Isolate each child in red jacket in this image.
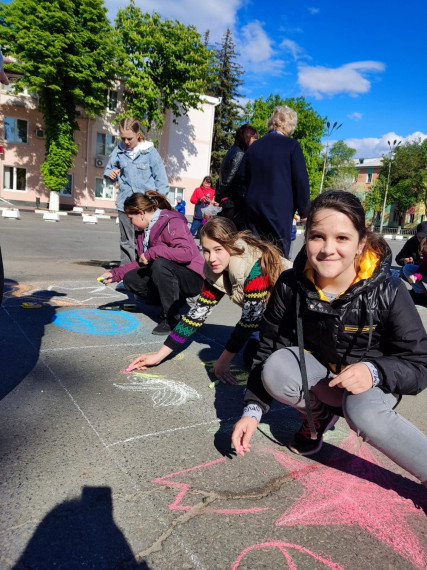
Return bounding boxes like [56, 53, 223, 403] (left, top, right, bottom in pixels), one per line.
[189, 176, 215, 237]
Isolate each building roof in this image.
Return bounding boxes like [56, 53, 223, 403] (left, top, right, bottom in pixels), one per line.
[353, 157, 383, 169]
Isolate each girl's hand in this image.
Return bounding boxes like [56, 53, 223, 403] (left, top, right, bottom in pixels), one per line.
[101, 271, 113, 285]
[328, 363, 373, 394]
[139, 253, 149, 265]
[210, 361, 238, 385]
[126, 352, 164, 372]
[109, 169, 120, 180]
[231, 417, 258, 456]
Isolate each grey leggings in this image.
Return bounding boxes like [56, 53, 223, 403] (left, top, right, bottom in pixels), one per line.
[262, 347, 427, 483]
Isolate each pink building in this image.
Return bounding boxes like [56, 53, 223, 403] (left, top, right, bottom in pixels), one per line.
[0, 79, 220, 215]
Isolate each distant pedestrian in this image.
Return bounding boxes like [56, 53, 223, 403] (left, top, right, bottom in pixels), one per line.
[242, 105, 310, 258]
[104, 117, 169, 266]
[175, 197, 186, 215]
[215, 124, 258, 229]
[189, 176, 215, 237]
[232, 190, 427, 487]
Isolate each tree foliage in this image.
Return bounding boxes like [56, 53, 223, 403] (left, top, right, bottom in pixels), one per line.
[379, 139, 427, 225]
[0, 0, 116, 192]
[324, 140, 357, 191]
[243, 94, 326, 197]
[115, 3, 214, 131]
[209, 29, 244, 179]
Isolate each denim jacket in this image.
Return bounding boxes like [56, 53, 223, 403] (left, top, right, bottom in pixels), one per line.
[104, 141, 169, 211]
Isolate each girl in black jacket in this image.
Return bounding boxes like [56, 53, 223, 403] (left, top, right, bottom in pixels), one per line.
[232, 190, 427, 485]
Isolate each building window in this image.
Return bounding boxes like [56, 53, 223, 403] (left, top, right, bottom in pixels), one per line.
[4, 117, 28, 143]
[96, 133, 116, 156]
[419, 215, 425, 223]
[107, 90, 118, 112]
[167, 186, 184, 207]
[408, 213, 415, 224]
[3, 166, 26, 191]
[365, 171, 373, 184]
[60, 174, 73, 197]
[95, 177, 115, 200]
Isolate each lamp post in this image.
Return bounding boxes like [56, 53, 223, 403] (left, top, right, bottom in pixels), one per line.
[319, 121, 342, 193]
[379, 139, 401, 234]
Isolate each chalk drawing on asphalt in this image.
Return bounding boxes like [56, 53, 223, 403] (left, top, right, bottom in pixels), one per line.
[232, 541, 343, 570]
[47, 283, 126, 304]
[202, 359, 248, 385]
[52, 308, 140, 335]
[114, 372, 201, 407]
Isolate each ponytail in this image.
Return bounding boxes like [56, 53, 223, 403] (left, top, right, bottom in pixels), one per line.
[124, 191, 173, 214]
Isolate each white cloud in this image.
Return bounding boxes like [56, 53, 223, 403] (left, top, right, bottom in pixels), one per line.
[344, 131, 427, 158]
[237, 21, 286, 75]
[348, 112, 363, 121]
[308, 7, 320, 14]
[104, 0, 242, 40]
[298, 61, 386, 98]
[280, 39, 310, 61]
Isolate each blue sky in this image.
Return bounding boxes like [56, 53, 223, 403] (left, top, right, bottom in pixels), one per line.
[104, 0, 426, 158]
[4, 0, 425, 158]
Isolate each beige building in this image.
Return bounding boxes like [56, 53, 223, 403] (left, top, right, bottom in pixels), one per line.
[0, 79, 220, 215]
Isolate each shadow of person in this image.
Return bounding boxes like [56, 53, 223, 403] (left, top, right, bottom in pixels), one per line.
[197, 337, 250, 459]
[0, 279, 66, 400]
[12, 486, 149, 569]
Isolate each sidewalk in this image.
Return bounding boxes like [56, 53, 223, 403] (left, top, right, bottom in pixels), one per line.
[0, 212, 426, 570]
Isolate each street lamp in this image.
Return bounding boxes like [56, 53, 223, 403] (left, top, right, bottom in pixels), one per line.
[319, 121, 342, 193]
[379, 139, 401, 234]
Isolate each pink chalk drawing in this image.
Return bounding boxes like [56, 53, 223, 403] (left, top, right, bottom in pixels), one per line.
[270, 434, 427, 570]
[153, 458, 269, 515]
[231, 541, 343, 570]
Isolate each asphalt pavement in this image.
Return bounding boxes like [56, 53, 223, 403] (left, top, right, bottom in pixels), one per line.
[1, 211, 426, 570]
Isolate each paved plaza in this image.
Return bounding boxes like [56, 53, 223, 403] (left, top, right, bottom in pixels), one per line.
[1, 211, 426, 569]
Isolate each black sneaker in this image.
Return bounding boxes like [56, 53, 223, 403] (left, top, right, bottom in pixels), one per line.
[288, 412, 338, 456]
[151, 315, 180, 336]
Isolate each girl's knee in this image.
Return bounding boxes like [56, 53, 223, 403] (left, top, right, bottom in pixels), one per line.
[343, 391, 388, 440]
[261, 349, 302, 404]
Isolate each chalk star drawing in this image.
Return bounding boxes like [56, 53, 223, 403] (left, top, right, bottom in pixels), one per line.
[47, 283, 126, 305]
[153, 458, 268, 514]
[114, 372, 201, 407]
[271, 434, 427, 570]
[152, 433, 426, 568]
[232, 541, 343, 570]
[53, 308, 139, 335]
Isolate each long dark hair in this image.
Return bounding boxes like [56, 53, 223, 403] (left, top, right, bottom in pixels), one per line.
[306, 190, 387, 259]
[124, 191, 173, 214]
[200, 217, 284, 296]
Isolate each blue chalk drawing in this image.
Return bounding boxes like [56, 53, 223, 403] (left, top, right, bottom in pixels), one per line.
[52, 308, 140, 335]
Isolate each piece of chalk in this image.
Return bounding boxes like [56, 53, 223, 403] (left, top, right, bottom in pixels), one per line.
[97, 276, 106, 282]
[209, 380, 220, 389]
[123, 304, 137, 311]
[21, 302, 42, 309]
[100, 305, 121, 311]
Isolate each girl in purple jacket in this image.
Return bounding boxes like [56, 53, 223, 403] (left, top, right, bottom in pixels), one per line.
[101, 191, 204, 335]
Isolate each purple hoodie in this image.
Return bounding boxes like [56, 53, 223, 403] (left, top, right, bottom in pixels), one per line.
[110, 210, 204, 282]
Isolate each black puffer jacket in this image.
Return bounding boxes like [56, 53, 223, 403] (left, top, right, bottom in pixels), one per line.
[245, 244, 427, 413]
[215, 144, 245, 204]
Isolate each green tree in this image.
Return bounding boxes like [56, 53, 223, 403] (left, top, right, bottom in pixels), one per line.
[244, 95, 326, 197]
[380, 139, 427, 226]
[324, 140, 357, 190]
[115, 3, 214, 132]
[0, 0, 116, 194]
[209, 29, 244, 179]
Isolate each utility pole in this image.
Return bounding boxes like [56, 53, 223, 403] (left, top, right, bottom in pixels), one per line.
[319, 121, 342, 194]
[379, 139, 401, 233]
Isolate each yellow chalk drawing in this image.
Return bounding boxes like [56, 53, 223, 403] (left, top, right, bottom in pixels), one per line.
[202, 360, 248, 385]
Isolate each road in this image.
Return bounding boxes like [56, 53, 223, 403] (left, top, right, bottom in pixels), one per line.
[1, 211, 426, 570]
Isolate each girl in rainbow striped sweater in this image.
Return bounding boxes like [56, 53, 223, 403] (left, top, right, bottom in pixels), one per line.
[126, 217, 288, 384]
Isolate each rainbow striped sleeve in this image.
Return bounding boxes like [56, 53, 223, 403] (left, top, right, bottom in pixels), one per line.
[164, 280, 225, 351]
[225, 260, 269, 354]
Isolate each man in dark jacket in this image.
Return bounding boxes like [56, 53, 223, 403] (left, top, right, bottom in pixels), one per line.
[395, 221, 427, 266]
[242, 105, 310, 259]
